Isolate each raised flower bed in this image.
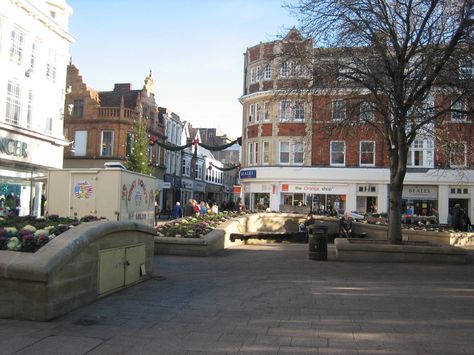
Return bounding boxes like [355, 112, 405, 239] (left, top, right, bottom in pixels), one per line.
[0, 215, 105, 253]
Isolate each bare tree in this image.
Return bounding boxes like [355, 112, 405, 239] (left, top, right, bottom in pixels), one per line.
[283, 0, 474, 243]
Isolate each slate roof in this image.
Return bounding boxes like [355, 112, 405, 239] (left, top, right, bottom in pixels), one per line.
[98, 88, 140, 109]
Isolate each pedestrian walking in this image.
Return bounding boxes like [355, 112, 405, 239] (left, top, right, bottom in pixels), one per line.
[171, 202, 183, 219]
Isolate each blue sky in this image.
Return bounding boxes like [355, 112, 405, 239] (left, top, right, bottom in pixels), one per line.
[67, 0, 297, 138]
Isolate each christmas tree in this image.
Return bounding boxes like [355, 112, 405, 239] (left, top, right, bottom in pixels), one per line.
[125, 117, 152, 175]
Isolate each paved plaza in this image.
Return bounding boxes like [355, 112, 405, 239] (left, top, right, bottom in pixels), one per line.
[1, 243, 473, 354]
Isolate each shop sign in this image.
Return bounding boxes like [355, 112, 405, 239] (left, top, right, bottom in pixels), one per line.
[0, 137, 28, 158]
[282, 184, 347, 194]
[233, 185, 241, 194]
[163, 182, 171, 189]
[240, 170, 256, 179]
[194, 181, 206, 191]
[402, 185, 438, 199]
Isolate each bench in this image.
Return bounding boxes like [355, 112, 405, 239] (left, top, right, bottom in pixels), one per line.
[230, 232, 307, 243]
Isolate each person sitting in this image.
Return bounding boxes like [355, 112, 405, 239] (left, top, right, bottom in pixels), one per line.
[171, 202, 183, 219]
[339, 211, 353, 238]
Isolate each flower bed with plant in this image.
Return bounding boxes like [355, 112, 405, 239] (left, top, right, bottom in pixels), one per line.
[156, 211, 244, 238]
[0, 214, 105, 253]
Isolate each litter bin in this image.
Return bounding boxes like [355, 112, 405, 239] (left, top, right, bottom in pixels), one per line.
[307, 224, 328, 261]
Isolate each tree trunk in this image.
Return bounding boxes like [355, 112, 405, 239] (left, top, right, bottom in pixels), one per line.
[388, 145, 407, 244]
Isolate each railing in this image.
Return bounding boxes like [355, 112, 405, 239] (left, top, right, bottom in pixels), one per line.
[98, 107, 138, 120]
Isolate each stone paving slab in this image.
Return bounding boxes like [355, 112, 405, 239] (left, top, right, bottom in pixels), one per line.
[0, 243, 473, 354]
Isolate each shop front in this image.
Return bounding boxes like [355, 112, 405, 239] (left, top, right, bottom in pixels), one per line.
[402, 185, 438, 217]
[280, 183, 349, 214]
[242, 183, 272, 212]
[205, 183, 224, 205]
[193, 181, 206, 203]
[0, 129, 66, 217]
[448, 186, 471, 216]
[180, 178, 193, 205]
[356, 184, 379, 214]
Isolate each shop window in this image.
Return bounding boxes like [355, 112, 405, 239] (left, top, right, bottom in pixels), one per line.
[360, 141, 375, 166]
[330, 141, 345, 166]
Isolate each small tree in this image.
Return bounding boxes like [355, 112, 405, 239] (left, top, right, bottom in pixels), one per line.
[285, 0, 474, 243]
[125, 117, 152, 175]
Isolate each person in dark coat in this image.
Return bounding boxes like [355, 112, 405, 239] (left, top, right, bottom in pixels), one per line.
[183, 199, 194, 217]
[171, 202, 183, 219]
[452, 204, 467, 231]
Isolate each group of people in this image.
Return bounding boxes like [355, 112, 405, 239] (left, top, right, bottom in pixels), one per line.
[170, 199, 220, 219]
[450, 204, 472, 232]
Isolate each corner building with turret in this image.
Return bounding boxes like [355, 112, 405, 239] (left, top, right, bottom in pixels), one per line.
[239, 29, 474, 224]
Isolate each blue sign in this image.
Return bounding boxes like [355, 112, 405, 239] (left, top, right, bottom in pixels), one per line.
[240, 170, 257, 179]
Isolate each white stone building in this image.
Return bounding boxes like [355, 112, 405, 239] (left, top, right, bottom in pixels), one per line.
[0, 0, 74, 216]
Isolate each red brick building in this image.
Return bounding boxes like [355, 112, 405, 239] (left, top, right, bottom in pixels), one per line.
[239, 29, 474, 223]
[63, 64, 165, 183]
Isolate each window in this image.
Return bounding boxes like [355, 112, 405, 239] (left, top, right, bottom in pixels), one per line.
[10, 27, 24, 65]
[74, 130, 87, 156]
[279, 100, 291, 121]
[332, 100, 346, 121]
[280, 61, 289, 77]
[407, 138, 434, 168]
[451, 100, 467, 122]
[293, 142, 304, 164]
[254, 142, 259, 165]
[256, 103, 262, 122]
[250, 66, 260, 83]
[279, 141, 290, 164]
[264, 102, 270, 121]
[46, 50, 57, 82]
[196, 164, 203, 180]
[360, 141, 375, 166]
[262, 141, 270, 164]
[248, 143, 253, 165]
[5, 81, 21, 125]
[459, 60, 474, 79]
[263, 63, 272, 79]
[27, 90, 33, 128]
[248, 104, 254, 123]
[45, 117, 52, 134]
[360, 101, 375, 122]
[101, 131, 114, 156]
[330, 141, 345, 166]
[182, 158, 190, 176]
[72, 99, 84, 117]
[126, 132, 133, 156]
[280, 61, 303, 77]
[450, 142, 467, 168]
[30, 40, 38, 72]
[293, 100, 305, 120]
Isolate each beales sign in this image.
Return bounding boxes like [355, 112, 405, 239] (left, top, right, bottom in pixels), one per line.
[240, 170, 256, 179]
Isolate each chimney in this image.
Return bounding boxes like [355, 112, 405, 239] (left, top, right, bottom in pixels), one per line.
[114, 83, 132, 92]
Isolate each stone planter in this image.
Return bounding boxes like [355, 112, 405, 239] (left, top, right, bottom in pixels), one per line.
[0, 221, 156, 321]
